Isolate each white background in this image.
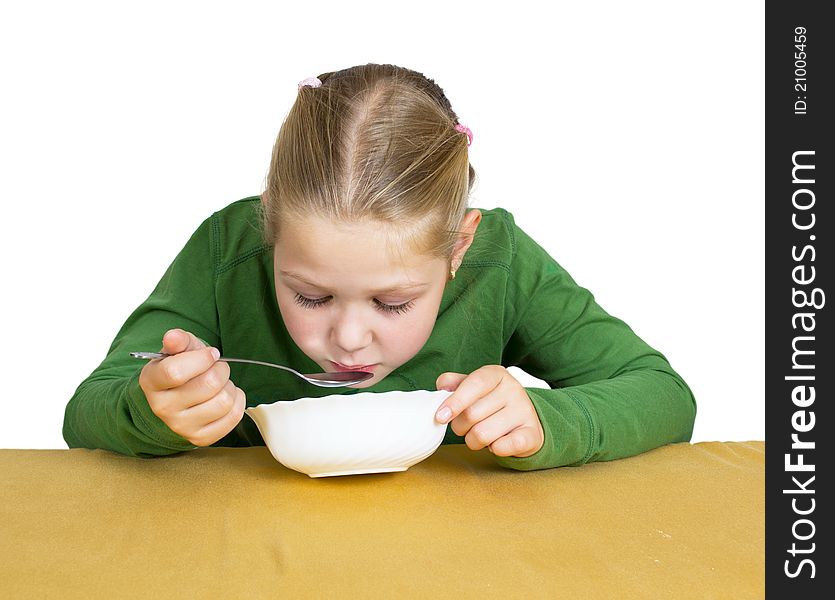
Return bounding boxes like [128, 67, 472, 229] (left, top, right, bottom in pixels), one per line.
[0, 1, 764, 449]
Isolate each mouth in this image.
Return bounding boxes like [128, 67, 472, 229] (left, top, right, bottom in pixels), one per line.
[331, 361, 378, 373]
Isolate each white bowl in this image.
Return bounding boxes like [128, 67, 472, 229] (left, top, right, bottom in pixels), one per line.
[245, 389, 452, 478]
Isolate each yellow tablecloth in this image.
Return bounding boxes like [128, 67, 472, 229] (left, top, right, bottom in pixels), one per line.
[0, 442, 763, 599]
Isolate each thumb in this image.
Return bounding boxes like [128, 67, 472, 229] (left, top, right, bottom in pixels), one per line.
[436, 372, 467, 392]
[161, 328, 207, 355]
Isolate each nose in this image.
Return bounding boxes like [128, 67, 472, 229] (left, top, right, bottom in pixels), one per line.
[331, 304, 373, 355]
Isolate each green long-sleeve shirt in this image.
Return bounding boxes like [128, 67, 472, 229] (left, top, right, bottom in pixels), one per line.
[63, 197, 696, 470]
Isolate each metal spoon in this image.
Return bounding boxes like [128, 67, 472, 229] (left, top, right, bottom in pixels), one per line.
[129, 352, 374, 387]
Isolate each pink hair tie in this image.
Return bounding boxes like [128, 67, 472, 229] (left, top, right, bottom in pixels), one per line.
[455, 123, 473, 147]
[298, 76, 322, 90]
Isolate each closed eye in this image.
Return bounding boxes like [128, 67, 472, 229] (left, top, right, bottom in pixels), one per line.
[293, 294, 414, 315]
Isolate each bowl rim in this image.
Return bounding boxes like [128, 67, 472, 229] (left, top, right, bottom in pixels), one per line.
[244, 388, 453, 411]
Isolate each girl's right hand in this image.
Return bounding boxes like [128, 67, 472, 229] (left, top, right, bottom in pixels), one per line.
[138, 328, 247, 447]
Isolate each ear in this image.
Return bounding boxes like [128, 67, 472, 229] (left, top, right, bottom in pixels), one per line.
[450, 209, 482, 268]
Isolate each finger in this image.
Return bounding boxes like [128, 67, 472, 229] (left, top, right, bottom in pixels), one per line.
[180, 377, 238, 425]
[189, 386, 247, 447]
[435, 366, 503, 424]
[435, 372, 467, 392]
[144, 346, 220, 392]
[164, 359, 231, 409]
[490, 425, 542, 458]
[448, 391, 505, 438]
[462, 407, 520, 451]
[160, 328, 208, 354]
[162, 378, 237, 440]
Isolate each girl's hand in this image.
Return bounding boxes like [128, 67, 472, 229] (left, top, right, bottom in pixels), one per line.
[435, 365, 545, 458]
[138, 328, 246, 447]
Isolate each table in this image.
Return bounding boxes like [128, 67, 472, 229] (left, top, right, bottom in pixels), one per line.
[1, 441, 763, 599]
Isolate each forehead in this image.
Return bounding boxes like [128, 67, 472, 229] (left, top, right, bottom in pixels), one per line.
[274, 215, 438, 292]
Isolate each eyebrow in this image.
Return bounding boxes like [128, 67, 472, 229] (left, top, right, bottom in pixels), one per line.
[280, 270, 430, 294]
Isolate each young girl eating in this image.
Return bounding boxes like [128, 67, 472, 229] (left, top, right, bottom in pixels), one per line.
[63, 63, 696, 470]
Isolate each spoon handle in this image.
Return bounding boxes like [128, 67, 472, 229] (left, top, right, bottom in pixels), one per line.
[130, 352, 170, 360]
[129, 352, 300, 376]
[130, 351, 372, 387]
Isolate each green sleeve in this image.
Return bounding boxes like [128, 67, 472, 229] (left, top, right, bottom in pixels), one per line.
[494, 217, 697, 471]
[62, 215, 221, 457]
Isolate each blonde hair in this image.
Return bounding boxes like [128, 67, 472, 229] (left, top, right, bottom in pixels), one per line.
[259, 63, 476, 265]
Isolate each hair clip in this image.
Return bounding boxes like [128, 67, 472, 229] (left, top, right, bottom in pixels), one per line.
[455, 123, 473, 147]
[298, 76, 322, 90]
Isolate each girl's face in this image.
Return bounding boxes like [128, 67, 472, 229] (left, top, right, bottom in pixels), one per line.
[272, 215, 450, 388]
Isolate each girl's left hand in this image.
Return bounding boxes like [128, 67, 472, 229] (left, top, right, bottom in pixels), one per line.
[435, 365, 545, 458]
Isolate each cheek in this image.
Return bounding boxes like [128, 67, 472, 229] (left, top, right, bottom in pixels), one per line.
[277, 295, 320, 342]
[377, 306, 437, 354]
[287, 316, 319, 340]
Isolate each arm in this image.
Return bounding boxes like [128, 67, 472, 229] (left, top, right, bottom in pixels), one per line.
[494, 219, 696, 471]
[62, 215, 221, 457]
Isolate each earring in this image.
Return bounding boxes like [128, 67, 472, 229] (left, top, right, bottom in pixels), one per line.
[449, 260, 458, 280]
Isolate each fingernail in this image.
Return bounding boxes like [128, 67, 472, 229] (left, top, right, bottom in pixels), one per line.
[436, 406, 452, 423]
[211, 347, 220, 360]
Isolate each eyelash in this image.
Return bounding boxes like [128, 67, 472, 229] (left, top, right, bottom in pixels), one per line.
[293, 294, 415, 315]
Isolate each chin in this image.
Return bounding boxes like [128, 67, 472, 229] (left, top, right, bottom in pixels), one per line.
[346, 373, 383, 389]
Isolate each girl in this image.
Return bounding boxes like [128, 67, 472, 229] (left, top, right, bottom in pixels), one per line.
[63, 63, 696, 470]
